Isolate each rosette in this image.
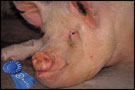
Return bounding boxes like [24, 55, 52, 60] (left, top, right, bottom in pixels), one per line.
[3, 61, 22, 74]
[3, 60, 36, 89]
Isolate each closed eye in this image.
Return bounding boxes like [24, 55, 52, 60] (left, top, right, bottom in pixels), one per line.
[71, 32, 75, 35]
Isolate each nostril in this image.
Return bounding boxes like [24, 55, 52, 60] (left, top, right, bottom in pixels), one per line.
[43, 56, 50, 62]
[33, 52, 48, 61]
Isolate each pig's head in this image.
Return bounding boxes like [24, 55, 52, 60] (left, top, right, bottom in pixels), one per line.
[14, 1, 116, 88]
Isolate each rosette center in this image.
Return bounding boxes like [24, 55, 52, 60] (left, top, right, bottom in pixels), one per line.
[8, 63, 17, 71]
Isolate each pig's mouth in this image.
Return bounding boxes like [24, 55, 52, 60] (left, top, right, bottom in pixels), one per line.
[36, 63, 68, 78]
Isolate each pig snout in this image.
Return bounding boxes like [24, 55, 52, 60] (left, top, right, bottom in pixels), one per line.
[32, 52, 53, 71]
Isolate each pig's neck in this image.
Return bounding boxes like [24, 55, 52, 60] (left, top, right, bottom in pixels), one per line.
[104, 6, 134, 67]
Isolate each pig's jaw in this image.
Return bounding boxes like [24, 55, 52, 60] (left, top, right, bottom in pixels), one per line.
[33, 55, 85, 88]
[36, 63, 69, 88]
[36, 63, 86, 89]
[36, 61, 68, 78]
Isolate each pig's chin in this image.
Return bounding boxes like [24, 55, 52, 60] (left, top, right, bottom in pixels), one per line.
[35, 62, 69, 88]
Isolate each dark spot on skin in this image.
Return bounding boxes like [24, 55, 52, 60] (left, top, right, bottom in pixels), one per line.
[90, 56, 93, 59]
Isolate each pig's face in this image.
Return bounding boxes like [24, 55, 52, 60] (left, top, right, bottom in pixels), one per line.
[14, 1, 116, 88]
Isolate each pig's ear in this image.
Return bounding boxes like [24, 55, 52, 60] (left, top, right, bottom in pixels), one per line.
[70, 1, 96, 29]
[13, 1, 42, 28]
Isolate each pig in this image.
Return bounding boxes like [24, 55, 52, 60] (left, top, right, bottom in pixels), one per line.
[1, 1, 134, 88]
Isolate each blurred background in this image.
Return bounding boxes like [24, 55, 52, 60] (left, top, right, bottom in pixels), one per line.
[1, 1, 43, 48]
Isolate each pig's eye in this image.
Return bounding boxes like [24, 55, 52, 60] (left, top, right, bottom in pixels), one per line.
[70, 31, 79, 39]
[77, 2, 87, 16]
[68, 30, 81, 47]
[71, 32, 75, 35]
[69, 31, 76, 39]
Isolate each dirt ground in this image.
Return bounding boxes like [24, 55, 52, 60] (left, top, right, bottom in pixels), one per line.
[1, 7, 134, 89]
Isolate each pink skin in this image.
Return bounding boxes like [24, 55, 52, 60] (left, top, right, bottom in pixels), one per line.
[1, 1, 134, 88]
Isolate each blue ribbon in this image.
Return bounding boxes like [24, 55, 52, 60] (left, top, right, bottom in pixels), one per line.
[3, 61, 37, 89]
